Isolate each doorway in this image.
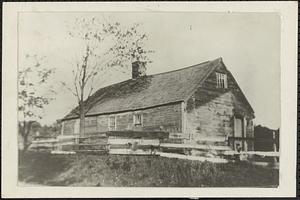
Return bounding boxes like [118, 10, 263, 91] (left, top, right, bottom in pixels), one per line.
[234, 116, 245, 151]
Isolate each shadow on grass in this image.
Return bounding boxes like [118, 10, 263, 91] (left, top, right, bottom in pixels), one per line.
[18, 151, 74, 186]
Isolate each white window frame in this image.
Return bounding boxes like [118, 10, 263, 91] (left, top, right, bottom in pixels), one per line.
[133, 112, 143, 126]
[216, 72, 228, 88]
[108, 115, 116, 131]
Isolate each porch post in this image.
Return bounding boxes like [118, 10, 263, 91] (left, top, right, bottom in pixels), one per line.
[273, 131, 278, 162]
[233, 115, 235, 150]
[243, 117, 247, 151]
[61, 121, 64, 136]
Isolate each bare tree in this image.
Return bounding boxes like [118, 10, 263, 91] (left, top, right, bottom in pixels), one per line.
[18, 54, 56, 151]
[62, 17, 153, 136]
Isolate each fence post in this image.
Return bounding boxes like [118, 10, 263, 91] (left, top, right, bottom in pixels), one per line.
[272, 131, 278, 163]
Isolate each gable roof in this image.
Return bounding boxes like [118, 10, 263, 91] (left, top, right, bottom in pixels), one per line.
[63, 57, 251, 120]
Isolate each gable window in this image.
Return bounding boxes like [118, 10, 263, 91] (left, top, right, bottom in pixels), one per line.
[133, 113, 142, 126]
[216, 72, 228, 88]
[108, 115, 116, 131]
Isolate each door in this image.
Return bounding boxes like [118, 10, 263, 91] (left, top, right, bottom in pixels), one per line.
[234, 117, 244, 151]
[234, 117, 243, 137]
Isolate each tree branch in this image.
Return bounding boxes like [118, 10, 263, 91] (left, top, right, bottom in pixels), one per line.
[60, 81, 79, 102]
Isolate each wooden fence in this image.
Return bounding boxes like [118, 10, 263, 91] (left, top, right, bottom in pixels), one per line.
[29, 131, 279, 168]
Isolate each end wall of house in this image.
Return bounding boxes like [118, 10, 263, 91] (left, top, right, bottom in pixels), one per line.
[186, 92, 234, 140]
[186, 91, 254, 150]
[185, 61, 254, 150]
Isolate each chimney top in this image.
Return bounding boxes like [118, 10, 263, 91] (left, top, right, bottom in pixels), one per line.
[132, 61, 146, 79]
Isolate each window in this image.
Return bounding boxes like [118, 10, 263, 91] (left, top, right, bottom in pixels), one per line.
[133, 113, 142, 125]
[216, 72, 228, 88]
[108, 115, 116, 131]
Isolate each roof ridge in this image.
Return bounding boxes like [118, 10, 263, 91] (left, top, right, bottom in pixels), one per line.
[150, 58, 221, 77]
[89, 58, 220, 94]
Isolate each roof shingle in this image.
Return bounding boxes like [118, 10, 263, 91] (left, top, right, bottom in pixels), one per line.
[64, 58, 222, 119]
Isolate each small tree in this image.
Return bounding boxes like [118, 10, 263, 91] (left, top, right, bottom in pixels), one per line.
[18, 54, 56, 151]
[62, 17, 153, 136]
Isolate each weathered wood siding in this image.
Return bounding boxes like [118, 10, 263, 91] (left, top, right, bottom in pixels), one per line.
[62, 119, 77, 135]
[186, 92, 235, 140]
[84, 116, 97, 133]
[97, 115, 109, 132]
[186, 91, 254, 149]
[142, 103, 182, 134]
[201, 61, 254, 115]
[185, 63, 254, 150]
[116, 112, 135, 131]
[62, 103, 182, 136]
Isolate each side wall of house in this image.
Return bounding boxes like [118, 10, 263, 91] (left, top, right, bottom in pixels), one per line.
[141, 103, 182, 134]
[185, 62, 254, 150]
[62, 103, 183, 136]
[62, 119, 77, 135]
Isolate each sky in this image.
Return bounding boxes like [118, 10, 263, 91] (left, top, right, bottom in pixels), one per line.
[18, 12, 281, 129]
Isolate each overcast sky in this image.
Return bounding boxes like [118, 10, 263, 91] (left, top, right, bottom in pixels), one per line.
[19, 12, 280, 129]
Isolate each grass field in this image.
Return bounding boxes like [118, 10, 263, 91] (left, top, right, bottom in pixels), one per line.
[18, 151, 279, 187]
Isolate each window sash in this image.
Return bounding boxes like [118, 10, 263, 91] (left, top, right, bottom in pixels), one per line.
[134, 113, 142, 125]
[216, 73, 227, 88]
[108, 116, 116, 130]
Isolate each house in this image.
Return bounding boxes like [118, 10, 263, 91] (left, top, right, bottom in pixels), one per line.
[61, 57, 255, 151]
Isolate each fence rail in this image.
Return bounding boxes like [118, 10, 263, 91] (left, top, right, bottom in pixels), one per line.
[29, 132, 279, 168]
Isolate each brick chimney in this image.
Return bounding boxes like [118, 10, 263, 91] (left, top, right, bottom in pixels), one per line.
[132, 61, 146, 79]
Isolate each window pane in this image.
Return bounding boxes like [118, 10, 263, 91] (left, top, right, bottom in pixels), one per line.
[109, 116, 116, 130]
[216, 73, 227, 88]
[134, 113, 142, 125]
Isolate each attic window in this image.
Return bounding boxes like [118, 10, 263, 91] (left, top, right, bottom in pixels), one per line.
[216, 72, 228, 88]
[133, 113, 142, 126]
[108, 115, 116, 131]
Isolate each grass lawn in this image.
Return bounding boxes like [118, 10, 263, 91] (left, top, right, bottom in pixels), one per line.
[18, 151, 279, 187]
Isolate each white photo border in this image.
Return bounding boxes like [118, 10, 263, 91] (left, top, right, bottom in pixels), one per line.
[2, 1, 298, 198]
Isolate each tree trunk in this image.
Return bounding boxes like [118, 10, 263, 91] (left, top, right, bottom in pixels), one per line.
[79, 46, 88, 138]
[79, 101, 85, 137]
[19, 121, 26, 151]
[21, 121, 32, 152]
[23, 136, 29, 152]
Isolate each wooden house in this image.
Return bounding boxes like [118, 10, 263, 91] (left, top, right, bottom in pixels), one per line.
[61, 57, 255, 151]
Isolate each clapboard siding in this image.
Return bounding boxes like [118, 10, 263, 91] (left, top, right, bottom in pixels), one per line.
[186, 92, 235, 140]
[116, 112, 134, 131]
[62, 119, 76, 135]
[142, 103, 182, 133]
[185, 63, 254, 150]
[186, 91, 254, 150]
[62, 103, 182, 135]
[84, 116, 97, 133]
[97, 115, 109, 132]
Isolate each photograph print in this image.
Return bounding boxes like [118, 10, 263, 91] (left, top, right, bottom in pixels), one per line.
[17, 9, 282, 188]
